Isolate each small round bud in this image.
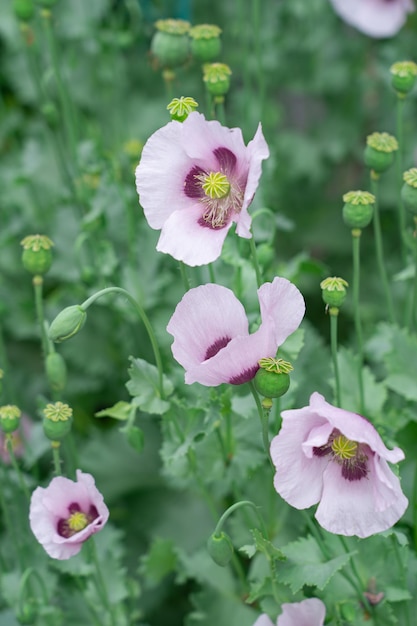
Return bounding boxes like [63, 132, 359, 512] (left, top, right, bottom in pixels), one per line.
[13, 0, 35, 22]
[320, 277, 348, 308]
[401, 168, 417, 216]
[167, 96, 198, 122]
[16, 600, 37, 625]
[0, 405, 22, 434]
[151, 19, 190, 69]
[390, 61, 417, 95]
[20, 235, 54, 275]
[207, 532, 234, 566]
[342, 190, 375, 229]
[254, 358, 293, 398]
[189, 24, 222, 63]
[203, 63, 232, 97]
[364, 132, 398, 174]
[48, 305, 87, 343]
[45, 352, 67, 392]
[42, 402, 73, 441]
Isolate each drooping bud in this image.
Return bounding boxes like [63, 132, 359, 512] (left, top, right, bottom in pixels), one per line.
[254, 358, 293, 399]
[13, 0, 35, 22]
[203, 63, 232, 98]
[20, 235, 54, 275]
[207, 531, 234, 566]
[42, 402, 73, 441]
[320, 277, 348, 308]
[0, 405, 22, 434]
[401, 168, 417, 216]
[45, 352, 67, 392]
[151, 19, 190, 69]
[364, 132, 398, 174]
[390, 61, 417, 96]
[167, 96, 198, 122]
[342, 190, 375, 229]
[189, 24, 222, 63]
[48, 305, 87, 343]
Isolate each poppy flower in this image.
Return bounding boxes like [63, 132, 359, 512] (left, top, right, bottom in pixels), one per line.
[329, 0, 414, 38]
[29, 470, 109, 560]
[135, 111, 269, 266]
[167, 276, 305, 386]
[253, 598, 326, 626]
[270, 393, 408, 538]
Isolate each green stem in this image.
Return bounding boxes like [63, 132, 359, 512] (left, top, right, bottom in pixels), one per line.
[252, 0, 265, 120]
[51, 442, 62, 476]
[208, 263, 216, 283]
[33, 276, 49, 358]
[224, 412, 234, 460]
[370, 175, 396, 324]
[249, 236, 263, 288]
[249, 382, 272, 462]
[0, 468, 24, 570]
[329, 309, 341, 407]
[87, 538, 118, 626]
[215, 98, 226, 125]
[396, 96, 407, 262]
[407, 217, 417, 332]
[338, 536, 374, 617]
[213, 500, 268, 538]
[81, 287, 165, 399]
[6, 437, 30, 500]
[178, 261, 192, 291]
[352, 231, 365, 413]
[390, 535, 411, 626]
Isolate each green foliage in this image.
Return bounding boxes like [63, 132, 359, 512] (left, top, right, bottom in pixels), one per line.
[126, 357, 174, 415]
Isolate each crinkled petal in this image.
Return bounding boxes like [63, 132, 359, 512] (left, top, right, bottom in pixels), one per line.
[253, 615, 275, 626]
[271, 407, 328, 509]
[309, 393, 404, 463]
[258, 277, 305, 347]
[278, 599, 326, 626]
[157, 205, 233, 266]
[315, 458, 408, 537]
[330, 0, 414, 38]
[167, 283, 249, 371]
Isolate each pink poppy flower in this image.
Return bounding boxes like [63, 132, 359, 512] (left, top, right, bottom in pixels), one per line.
[253, 598, 326, 626]
[29, 470, 109, 560]
[135, 111, 269, 266]
[270, 392, 408, 538]
[167, 276, 305, 386]
[329, 0, 414, 38]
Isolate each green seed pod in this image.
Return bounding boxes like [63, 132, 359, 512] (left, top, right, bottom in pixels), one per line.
[390, 61, 417, 95]
[42, 402, 73, 441]
[13, 0, 35, 22]
[45, 352, 67, 392]
[401, 168, 417, 216]
[49, 305, 87, 343]
[254, 369, 290, 399]
[207, 532, 234, 566]
[21, 235, 54, 275]
[151, 19, 190, 69]
[189, 24, 222, 63]
[203, 63, 232, 98]
[167, 96, 198, 122]
[364, 132, 398, 174]
[0, 405, 22, 434]
[320, 277, 348, 308]
[342, 191, 375, 230]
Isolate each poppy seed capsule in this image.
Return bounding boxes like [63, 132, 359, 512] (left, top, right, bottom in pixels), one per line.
[13, 0, 35, 22]
[42, 402, 73, 441]
[189, 24, 222, 63]
[0, 405, 21, 434]
[320, 277, 348, 308]
[401, 168, 417, 215]
[364, 132, 398, 174]
[151, 19, 190, 69]
[254, 369, 290, 398]
[390, 61, 417, 95]
[342, 190, 375, 229]
[207, 532, 234, 566]
[21, 234, 54, 275]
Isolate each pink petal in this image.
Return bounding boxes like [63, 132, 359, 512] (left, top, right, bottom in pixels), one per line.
[157, 204, 233, 266]
[315, 459, 408, 537]
[253, 615, 275, 626]
[258, 277, 305, 347]
[182, 112, 247, 166]
[330, 0, 414, 38]
[167, 283, 249, 371]
[278, 599, 326, 626]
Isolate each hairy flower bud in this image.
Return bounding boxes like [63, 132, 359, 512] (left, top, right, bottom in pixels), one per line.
[401, 168, 417, 215]
[151, 19, 190, 69]
[207, 531, 234, 566]
[49, 305, 87, 343]
[42, 402, 73, 441]
[45, 352, 67, 392]
[364, 132, 398, 174]
[0, 405, 22, 434]
[390, 61, 417, 96]
[320, 277, 348, 308]
[342, 190, 375, 229]
[21, 235, 54, 275]
[189, 24, 222, 62]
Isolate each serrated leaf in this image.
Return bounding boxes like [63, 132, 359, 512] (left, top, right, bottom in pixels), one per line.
[126, 357, 173, 415]
[277, 535, 354, 593]
[95, 400, 132, 421]
[383, 326, 417, 401]
[139, 537, 177, 585]
[337, 347, 387, 417]
[239, 544, 257, 559]
[245, 577, 273, 604]
[250, 528, 286, 562]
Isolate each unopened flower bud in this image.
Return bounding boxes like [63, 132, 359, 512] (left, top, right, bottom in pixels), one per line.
[20, 235, 54, 275]
[364, 132, 398, 174]
[254, 358, 293, 398]
[167, 96, 198, 122]
[42, 402, 73, 441]
[0, 405, 21, 434]
[401, 168, 417, 215]
[189, 24, 222, 62]
[320, 277, 348, 308]
[16, 599, 37, 625]
[13, 0, 35, 22]
[151, 19, 190, 69]
[203, 63, 232, 97]
[207, 531, 234, 566]
[45, 352, 67, 392]
[342, 190, 375, 229]
[390, 61, 417, 96]
[49, 305, 87, 343]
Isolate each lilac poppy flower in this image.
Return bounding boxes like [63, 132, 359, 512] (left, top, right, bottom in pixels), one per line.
[253, 598, 326, 626]
[29, 470, 109, 560]
[167, 276, 305, 386]
[270, 393, 408, 538]
[135, 111, 269, 266]
[329, 0, 414, 38]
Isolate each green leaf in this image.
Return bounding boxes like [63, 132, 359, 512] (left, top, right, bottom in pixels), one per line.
[95, 400, 132, 421]
[337, 347, 387, 418]
[126, 357, 173, 415]
[139, 537, 177, 586]
[185, 587, 258, 626]
[245, 577, 274, 604]
[383, 327, 417, 401]
[277, 535, 354, 592]
[250, 528, 286, 563]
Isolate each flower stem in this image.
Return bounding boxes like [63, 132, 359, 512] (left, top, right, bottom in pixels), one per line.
[187, 448, 218, 520]
[33, 276, 49, 358]
[406, 217, 417, 332]
[252, 0, 265, 120]
[51, 441, 62, 476]
[351, 230, 365, 413]
[370, 174, 396, 324]
[249, 236, 263, 288]
[396, 96, 407, 262]
[87, 538, 118, 626]
[249, 381, 272, 462]
[6, 436, 30, 500]
[178, 261, 192, 291]
[213, 500, 268, 538]
[329, 308, 341, 407]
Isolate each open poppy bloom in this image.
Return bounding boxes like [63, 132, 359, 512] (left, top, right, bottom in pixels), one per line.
[271, 393, 408, 538]
[253, 598, 326, 626]
[167, 276, 305, 386]
[329, 0, 414, 38]
[29, 470, 109, 560]
[135, 111, 269, 266]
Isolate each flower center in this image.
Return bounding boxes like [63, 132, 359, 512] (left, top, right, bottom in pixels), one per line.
[331, 435, 357, 460]
[68, 511, 88, 532]
[313, 429, 369, 482]
[201, 172, 230, 199]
